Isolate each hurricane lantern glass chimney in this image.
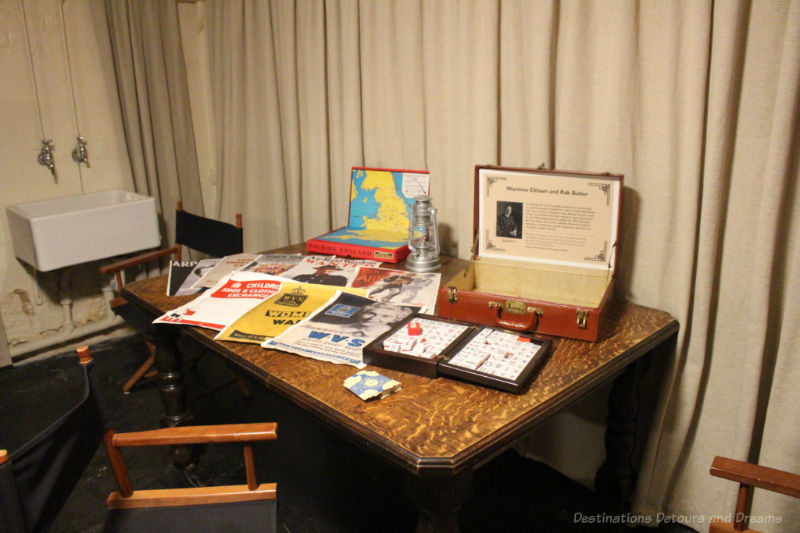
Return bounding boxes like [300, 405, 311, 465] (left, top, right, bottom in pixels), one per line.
[406, 195, 441, 272]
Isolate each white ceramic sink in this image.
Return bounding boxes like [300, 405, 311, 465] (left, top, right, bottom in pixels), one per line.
[6, 190, 160, 271]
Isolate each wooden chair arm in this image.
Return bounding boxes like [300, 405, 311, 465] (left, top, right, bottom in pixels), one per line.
[710, 456, 800, 499]
[106, 483, 277, 510]
[111, 423, 278, 447]
[99, 245, 181, 276]
[105, 424, 277, 499]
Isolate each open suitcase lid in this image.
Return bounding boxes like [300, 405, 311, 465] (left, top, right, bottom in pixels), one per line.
[473, 165, 623, 274]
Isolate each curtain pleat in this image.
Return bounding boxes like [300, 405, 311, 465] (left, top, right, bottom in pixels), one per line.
[104, 0, 203, 241]
[324, 0, 364, 227]
[499, 0, 557, 167]
[201, 1, 800, 530]
[420, 0, 499, 256]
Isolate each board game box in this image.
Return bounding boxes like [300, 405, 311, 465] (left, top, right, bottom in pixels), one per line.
[363, 314, 552, 394]
[306, 167, 430, 262]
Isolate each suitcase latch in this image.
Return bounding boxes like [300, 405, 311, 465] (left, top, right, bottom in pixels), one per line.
[576, 310, 589, 329]
[447, 287, 459, 304]
[489, 300, 542, 316]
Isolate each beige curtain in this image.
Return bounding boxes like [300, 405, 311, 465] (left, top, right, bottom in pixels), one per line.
[105, 0, 203, 242]
[204, 1, 800, 530]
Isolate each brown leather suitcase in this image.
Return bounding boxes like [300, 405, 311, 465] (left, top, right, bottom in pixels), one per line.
[436, 165, 623, 342]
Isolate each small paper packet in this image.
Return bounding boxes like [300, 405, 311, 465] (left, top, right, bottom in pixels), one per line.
[343, 370, 401, 401]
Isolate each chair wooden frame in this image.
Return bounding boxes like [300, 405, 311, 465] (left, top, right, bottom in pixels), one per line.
[99, 201, 244, 306]
[709, 455, 800, 533]
[0, 346, 278, 532]
[104, 423, 277, 510]
[0, 352, 96, 467]
[99, 202, 243, 393]
[0, 347, 99, 532]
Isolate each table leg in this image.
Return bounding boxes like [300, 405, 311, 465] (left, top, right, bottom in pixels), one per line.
[152, 324, 195, 467]
[595, 335, 674, 510]
[595, 358, 646, 510]
[404, 469, 473, 533]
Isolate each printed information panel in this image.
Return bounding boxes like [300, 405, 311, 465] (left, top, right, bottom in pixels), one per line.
[478, 168, 621, 269]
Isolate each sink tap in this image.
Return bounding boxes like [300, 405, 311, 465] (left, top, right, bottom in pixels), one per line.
[37, 139, 56, 177]
[72, 136, 90, 168]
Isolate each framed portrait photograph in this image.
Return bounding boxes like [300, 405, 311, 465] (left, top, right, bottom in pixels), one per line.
[496, 201, 523, 239]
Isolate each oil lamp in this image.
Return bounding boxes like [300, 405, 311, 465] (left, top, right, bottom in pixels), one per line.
[405, 195, 441, 272]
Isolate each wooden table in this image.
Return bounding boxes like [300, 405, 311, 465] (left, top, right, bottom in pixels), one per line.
[122, 247, 678, 532]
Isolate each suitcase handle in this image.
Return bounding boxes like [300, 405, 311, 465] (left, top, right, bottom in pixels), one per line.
[489, 301, 543, 331]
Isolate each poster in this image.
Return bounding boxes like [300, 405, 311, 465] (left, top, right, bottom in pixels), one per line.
[264, 292, 418, 367]
[216, 278, 368, 344]
[192, 253, 261, 289]
[241, 253, 304, 276]
[277, 255, 381, 287]
[154, 272, 282, 330]
[352, 267, 440, 313]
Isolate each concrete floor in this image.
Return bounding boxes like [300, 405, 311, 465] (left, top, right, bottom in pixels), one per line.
[0, 334, 696, 533]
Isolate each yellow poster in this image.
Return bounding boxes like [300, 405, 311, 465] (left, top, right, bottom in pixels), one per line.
[215, 280, 367, 344]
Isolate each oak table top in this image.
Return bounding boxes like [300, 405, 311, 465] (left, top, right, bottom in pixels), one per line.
[122, 250, 678, 481]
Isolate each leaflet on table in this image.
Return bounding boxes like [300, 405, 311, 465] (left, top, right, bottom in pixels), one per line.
[240, 253, 304, 276]
[166, 258, 220, 296]
[154, 271, 282, 330]
[192, 253, 261, 289]
[215, 277, 369, 344]
[277, 255, 382, 288]
[263, 291, 419, 368]
[167, 261, 196, 296]
[351, 267, 440, 313]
